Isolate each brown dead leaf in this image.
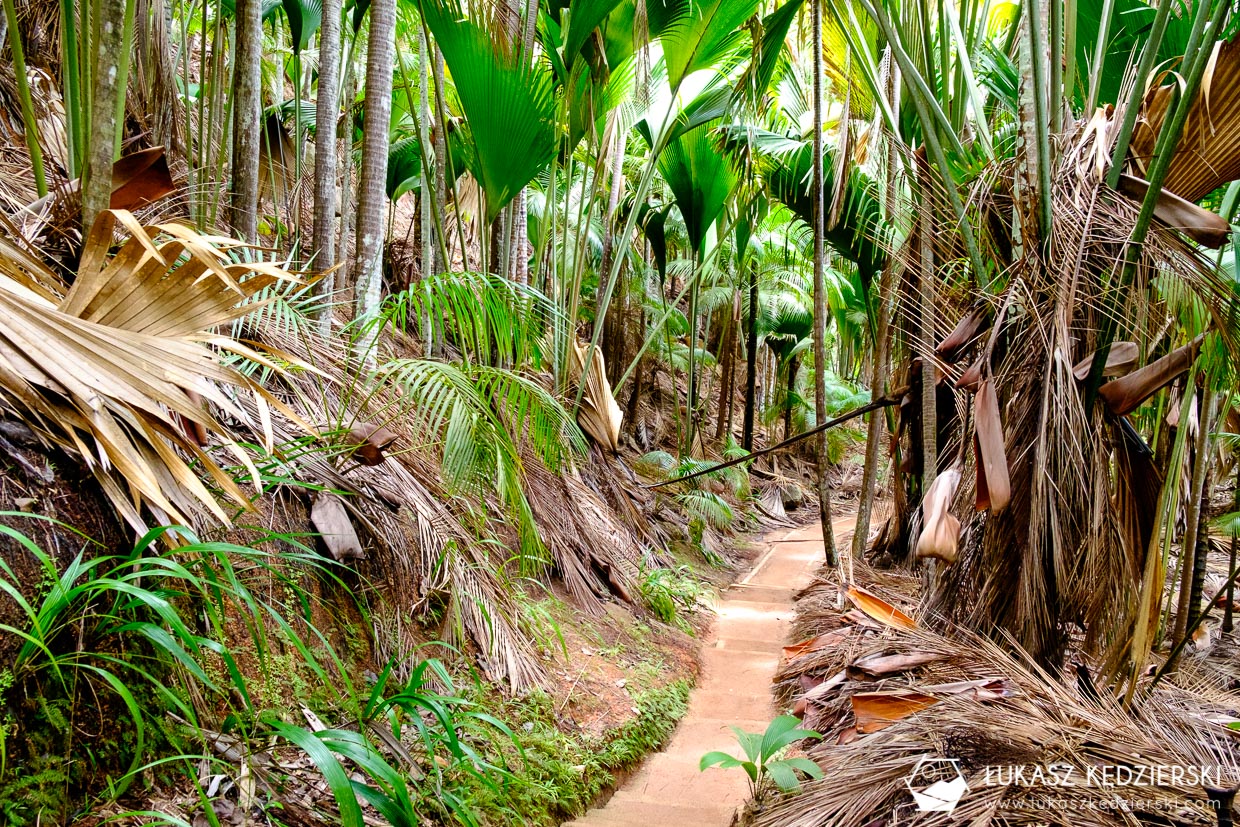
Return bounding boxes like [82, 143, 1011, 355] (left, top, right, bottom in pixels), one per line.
[975, 378, 1011, 512]
[846, 585, 917, 630]
[344, 421, 399, 466]
[1099, 335, 1203, 417]
[936, 304, 991, 363]
[847, 651, 943, 680]
[1072, 341, 1140, 381]
[837, 726, 859, 744]
[783, 629, 852, 660]
[310, 493, 366, 561]
[851, 690, 938, 733]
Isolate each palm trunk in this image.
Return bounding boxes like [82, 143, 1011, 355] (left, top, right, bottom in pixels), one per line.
[784, 356, 799, 442]
[1173, 389, 1217, 645]
[852, 49, 901, 561]
[352, 0, 396, 365]
[83, 0, 129, 231]
[714, 295, 738, 442]
[229, 0, 263, 241]
[742, 257, 759, 451]
[917, 176, 938, 487]
[312, 0, 341, 324]
[810, 0, 838, 566]
[1226, 462, 1239, 634]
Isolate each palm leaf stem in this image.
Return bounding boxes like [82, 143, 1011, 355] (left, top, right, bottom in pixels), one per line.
[1104, 0, 1174, 188]
[571, 101, 678, 416]
[3, 0, 48, 197]
[394, 35, 452, 271]
[943, 0, 993, 156]
[853, 0, 988, 282]
[1085, 0, 1115, 112]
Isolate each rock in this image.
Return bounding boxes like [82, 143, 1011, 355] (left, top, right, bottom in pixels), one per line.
[779, 482, 805, 509]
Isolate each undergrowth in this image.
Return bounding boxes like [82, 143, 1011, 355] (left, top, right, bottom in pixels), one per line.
[460, 680, 692, 825]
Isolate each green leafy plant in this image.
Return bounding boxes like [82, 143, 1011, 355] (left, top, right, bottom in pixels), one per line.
[699, 715, 823, 796]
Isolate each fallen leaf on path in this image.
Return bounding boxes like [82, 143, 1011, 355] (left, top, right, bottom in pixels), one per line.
[847, 651, 943, 680]
[837, 726, 859, 744]
[846, 586, 917, 630]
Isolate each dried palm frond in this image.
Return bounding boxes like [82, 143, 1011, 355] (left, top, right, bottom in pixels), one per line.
[0, 209, 305, 536]
[1130, 37, 1240, 203]
[570, 340, 624, 453]
[762, 596, 1240, 827]
[916, 465, 962, 564]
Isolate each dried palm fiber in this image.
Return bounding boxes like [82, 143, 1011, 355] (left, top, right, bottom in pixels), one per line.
[898, 113, 1240, 671]
[1130, 37, 1240, 203]
[521, 455, 647, 613]
[0, 209, 310, 536]
[760, 625, 1240, 826]
[225, 324, 543, 691]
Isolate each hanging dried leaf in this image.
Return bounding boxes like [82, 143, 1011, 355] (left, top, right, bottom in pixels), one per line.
[344, 421, 399, 466]
[108, 146, 177, 211]
[310, 493, 367, 561]
[1115, 174, 1231, 248]
[1098, 336, 1204, 417]
[974, 378, 1010, 513]
[846, 585, 917, 630]
[955, 357, 983, 392]
[569, 342, 623, 452]
[916, 467, 962, 564]
[1072, 341, 1140, 380]
[935, 304, 991, 364]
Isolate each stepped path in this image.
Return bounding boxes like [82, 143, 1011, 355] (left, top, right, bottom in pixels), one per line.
[565, 517, 850, 827]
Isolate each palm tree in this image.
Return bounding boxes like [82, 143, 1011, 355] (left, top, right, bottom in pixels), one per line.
[353, 0, 397, 362]
[311, 0, 342, 309]
[230, 0, 263, 241]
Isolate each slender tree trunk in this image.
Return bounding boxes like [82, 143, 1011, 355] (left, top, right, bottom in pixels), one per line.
[918, 195, 938, 487]
[810, 0, 838, 566]
[714, 295, 737, 442]
[852, 49, 900, 561]
[432, 47, 447, 273]
[353, 0, 396, 365]
[312, 0, 341, 324]
[82, 0, 128, 231]
[784, 356, 799, 443]
[336, 44, 356, 279]
[229, 0, 263, 241]
[1226, 462, 1238, 634]
[1174, 389, 1217, 645]
[742, 258, 759, 451]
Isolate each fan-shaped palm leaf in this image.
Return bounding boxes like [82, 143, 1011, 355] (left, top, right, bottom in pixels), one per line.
[649, 0, 762, 93]
[657, 125, 738, 255]
[0, 211, 307, 537]
[419, 0, 558, 224]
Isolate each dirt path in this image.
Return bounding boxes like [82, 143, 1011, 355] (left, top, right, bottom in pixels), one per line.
[564, 518, 846, 827]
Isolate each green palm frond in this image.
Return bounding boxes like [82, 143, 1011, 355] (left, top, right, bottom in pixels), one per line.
[419, 0, 557, 223]
[676, 490, 735, 529]
[657, 125, 739, 254]
[649, 0, 762, 93]
[382, 271, 561, 367]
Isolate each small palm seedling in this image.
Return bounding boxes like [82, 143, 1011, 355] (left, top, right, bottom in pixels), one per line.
[699, 715, 823, 797]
